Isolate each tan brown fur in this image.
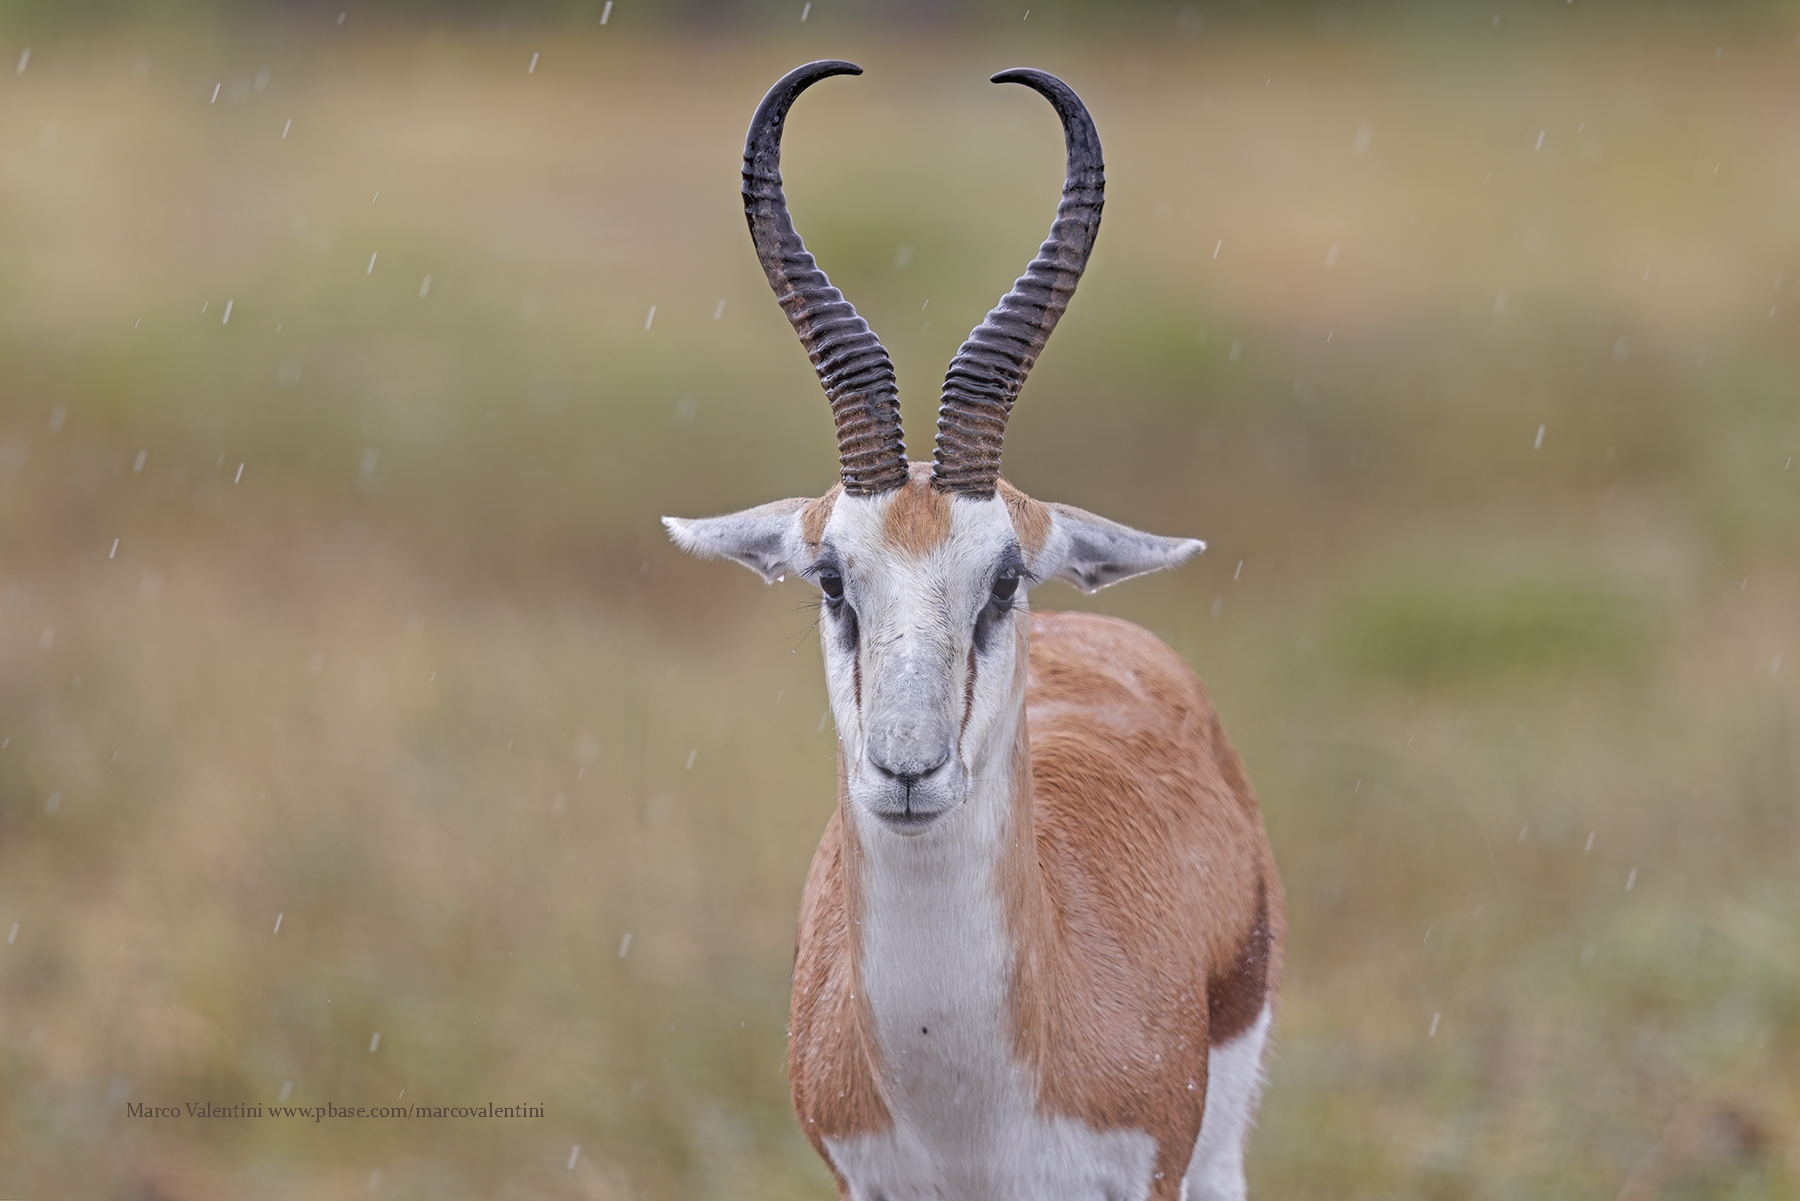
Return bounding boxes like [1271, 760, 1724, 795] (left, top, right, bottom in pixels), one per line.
[1006, 611, 1285, 1195]
[800, 483, 843, 553]
[996, 477, 1052, 560]
[788, 753, 891, 1186]
[879, 464, 954, 556]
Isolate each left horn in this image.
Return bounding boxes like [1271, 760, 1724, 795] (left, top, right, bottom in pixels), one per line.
[932, 69, 1104, 497]
[744, 60, 908, 496]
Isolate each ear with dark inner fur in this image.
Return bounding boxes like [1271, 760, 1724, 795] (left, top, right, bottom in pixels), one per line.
[662, 498, 810, 584]
[1036, 503, 1205, 594]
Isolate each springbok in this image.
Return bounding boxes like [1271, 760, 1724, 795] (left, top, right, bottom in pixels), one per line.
[664, 61, 1284, 1201]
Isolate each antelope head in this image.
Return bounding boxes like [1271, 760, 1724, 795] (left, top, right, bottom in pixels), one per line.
[666, 62, 1202, 835]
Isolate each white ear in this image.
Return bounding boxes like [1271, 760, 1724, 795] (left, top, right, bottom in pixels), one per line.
[663, 498, 810, 584]
[1036, 503, 1204, 594]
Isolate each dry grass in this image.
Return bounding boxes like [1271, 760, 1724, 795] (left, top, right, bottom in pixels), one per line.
[0, 8, 1797, 1198]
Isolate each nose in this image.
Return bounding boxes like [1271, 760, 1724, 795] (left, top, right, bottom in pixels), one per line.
[866, 721, 952, 789]
[873, 759, 947, 792]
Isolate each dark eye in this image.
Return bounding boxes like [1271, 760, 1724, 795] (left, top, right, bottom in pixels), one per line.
[991, 575, 1019, 603]
[819, 570, 843, 601]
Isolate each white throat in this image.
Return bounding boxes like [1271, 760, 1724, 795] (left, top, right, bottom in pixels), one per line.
[845, 663, 1026, 1108]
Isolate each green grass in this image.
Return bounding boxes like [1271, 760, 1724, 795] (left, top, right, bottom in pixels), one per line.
[1334, 575, 1653, 685]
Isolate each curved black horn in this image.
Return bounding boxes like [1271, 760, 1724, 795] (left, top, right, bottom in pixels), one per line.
[744, 60, 908, 495]
[932, 68, 1104, 497]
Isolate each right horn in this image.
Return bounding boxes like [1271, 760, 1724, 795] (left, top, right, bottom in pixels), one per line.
[744, 60, 909, 496]
[931, 68, 1104, 498]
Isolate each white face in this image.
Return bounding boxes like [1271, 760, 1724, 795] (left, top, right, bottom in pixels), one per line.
[808, 489, 1027, 831]
[666, 468, 1204, 835]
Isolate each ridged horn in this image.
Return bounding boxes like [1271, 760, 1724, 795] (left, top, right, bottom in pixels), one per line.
[744, 60, 907, 495]
[932, 68, 1104, 497]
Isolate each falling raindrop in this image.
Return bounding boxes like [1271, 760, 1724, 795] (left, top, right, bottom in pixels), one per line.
[601, 0, 613, 23]
[618, 933, 632, 957]
[369, 1032, 381, 1053]
[567, 1145, 582, 1170]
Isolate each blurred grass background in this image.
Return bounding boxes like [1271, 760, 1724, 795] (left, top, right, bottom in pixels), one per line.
[1, 1, 1798, 1197]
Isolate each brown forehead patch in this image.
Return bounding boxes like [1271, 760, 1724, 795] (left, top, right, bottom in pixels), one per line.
[881, 471, 954, 557]
[800, 483, 842, 552]
[996, 478, 1051, 559]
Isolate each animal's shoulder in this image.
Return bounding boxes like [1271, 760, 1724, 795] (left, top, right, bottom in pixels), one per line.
[1026, 610, 1211, 741]
[1024, 608, 1261, 851]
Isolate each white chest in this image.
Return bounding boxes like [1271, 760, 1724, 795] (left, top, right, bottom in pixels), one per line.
[825, 811, 1159, 1201]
